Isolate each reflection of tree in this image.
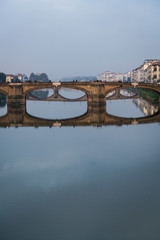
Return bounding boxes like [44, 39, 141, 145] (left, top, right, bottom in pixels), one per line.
[0, 92, 7, 107]
[130, 88, 158, 103]
[31, 90, 49, 98]
[0, 98, 6, 107]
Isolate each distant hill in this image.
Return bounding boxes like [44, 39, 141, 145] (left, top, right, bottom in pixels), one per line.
[60, 76, 97, 82]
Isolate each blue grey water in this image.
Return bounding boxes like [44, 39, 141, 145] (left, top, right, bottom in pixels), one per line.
[0, 90, 160, 240]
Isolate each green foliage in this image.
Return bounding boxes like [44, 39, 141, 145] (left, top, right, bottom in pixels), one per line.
[29, 73, 49, 82]
[0, 72, 6, 83]
[0, 92, 6, 98]
[131, 88, 158, 103]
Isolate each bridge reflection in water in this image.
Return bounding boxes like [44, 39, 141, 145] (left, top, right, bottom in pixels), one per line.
[0, 81, 160, 127]
[0, 99, 160, 128]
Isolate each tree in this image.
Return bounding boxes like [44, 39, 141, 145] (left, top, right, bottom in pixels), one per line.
[29, 73, 36, 82]
[29, 72, 49, 82]
[0, 73, 6, 83]
[40, 73, 49, 82]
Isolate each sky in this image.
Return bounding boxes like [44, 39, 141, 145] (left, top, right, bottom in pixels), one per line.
[0, 0, 160, 80]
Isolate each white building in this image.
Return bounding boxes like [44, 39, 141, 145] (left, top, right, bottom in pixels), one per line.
[97, 71, 123, 82]
[131, 59, 158, 83]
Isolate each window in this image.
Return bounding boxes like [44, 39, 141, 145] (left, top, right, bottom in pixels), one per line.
[154, 66, 157, 72]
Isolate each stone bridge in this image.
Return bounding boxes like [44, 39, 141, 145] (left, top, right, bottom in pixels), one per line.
[27, 88, 138, 102]
[0, 81, 160, 106]
[27, 89, 87, 102]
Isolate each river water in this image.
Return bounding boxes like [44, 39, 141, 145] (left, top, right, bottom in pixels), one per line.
[0, 89, 160, 240]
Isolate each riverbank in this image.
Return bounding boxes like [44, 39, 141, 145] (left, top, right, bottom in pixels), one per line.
[131, 88, 158, 104]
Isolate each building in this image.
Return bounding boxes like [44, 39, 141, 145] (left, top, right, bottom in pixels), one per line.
[97, 71, 123, 82]
[97, 71, 114, 82]
[131, 59, 159, 83]
[123, 72, 132, 82]
[6, 73, 28, 83]
[6, 74, 15, 83]
[15, 73, 28, 82]
[97, 59, 160, 84]
[147, 60, 160, 83]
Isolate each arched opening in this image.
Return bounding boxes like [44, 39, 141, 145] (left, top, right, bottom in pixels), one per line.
[26, 101, 87, 120]
[106, 88, 159, 118]
[58, 87, 86, 100]
[0, 92, 7, 117]
[27, 88, 54, 100]
[26, 87, 87, 119]
[119, 89, 137, 97]
[106, 91, 115, 98]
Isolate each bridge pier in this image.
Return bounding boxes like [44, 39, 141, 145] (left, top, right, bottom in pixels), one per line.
[88, 83, 106, 108]
[7, 84, 25, 106]
[6, 104, 26, 126]
[54, 87, 59, 98]
[87, 103, 106, 125]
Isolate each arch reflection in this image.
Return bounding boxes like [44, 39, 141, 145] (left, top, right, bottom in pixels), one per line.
[0, 92, 7, 117]
[58, 88, 86, 100]
[0, 100, 160, 128]
[26, 101, 87, 120]
[28, 88, 54, 99]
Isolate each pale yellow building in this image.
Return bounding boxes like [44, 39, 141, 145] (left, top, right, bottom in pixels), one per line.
[6, 74, 15, 83]
[149, 61, 160, 83]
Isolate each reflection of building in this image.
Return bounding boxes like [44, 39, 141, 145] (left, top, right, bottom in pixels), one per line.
[133, 98, 158, 116]
[120, 89, 135, 97]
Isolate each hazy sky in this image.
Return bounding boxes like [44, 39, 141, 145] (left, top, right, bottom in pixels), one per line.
[0, 0, 160, 80]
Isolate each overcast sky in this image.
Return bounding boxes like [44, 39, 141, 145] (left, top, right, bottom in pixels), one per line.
[0, 0, 160, 80]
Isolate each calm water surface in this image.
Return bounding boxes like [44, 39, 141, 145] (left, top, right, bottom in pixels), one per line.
[0, 92, 160, 240]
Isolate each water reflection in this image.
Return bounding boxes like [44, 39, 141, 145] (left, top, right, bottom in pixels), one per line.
[0, 97, 7, 117]
[120, 89, 137, 97]
[0, 89, 160, 240]
[29, 88, 54, 99]
[107, 99, 158, 118]
[0, 100, 159, 128]
[106, 90, 115, 98]
[133, 98, 158, 116]
[59, 88, 85, 99]
[106, 88, 158, 118]
[26, 101, 87, 120]
[106, 89, 137, 99]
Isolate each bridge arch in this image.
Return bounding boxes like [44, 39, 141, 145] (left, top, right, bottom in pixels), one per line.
[59, 85, 90, 97]
[105, 84, 160, 98]
[24, 85, 54, 98]
[0, 88, 8, 97]
[24, 84, 90, 99]
[106, 89, 138, 100]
